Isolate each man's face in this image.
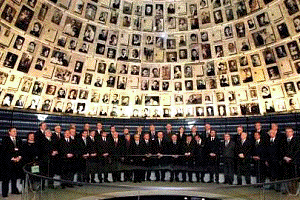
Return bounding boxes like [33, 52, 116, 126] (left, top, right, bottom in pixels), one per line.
[9, 128, 17, 137]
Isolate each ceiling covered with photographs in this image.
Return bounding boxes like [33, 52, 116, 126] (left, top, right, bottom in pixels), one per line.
[0, 0, 300, 118]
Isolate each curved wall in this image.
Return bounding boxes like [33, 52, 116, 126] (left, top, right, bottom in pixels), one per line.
[0, 0, 300, 118]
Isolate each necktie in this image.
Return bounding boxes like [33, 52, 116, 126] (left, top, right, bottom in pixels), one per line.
[84, 138, 86, 145]
[225, 141, 228, 147]
[66, 138, 69, 143]
[104, 137, 106, 142]
[12, 137, 16, 146]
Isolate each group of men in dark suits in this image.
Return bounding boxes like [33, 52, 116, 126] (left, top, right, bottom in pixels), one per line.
[1, 121, 299, 197]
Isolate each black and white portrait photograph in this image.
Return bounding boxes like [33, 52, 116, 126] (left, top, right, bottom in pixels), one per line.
[178, 17, 188, 31]
[263, 49, 276, 65]
[277, 23, 290, 39]
[13, 35, 25, 50]
[166, 52, 177, 62]
[251, 54, 262, 67]
[275, 45, 287, 58]
[2, 93, 14, 107]
[32, 81, 44, 95]
[284, 82, 296, 96]
[117, 76, 127, 89]
[236, 1, 247, 18]
[17, 53, 33, 73]
[71, 74, 81, 84]
[15, 5, 34, 31]
[54, 67, 72, 82]
[284, 0, 299, 15]
[174, 82, 182, 91]
[68, 89, 78, 100]
[63, 17, 82, 38]
[145, 4, 153, 16]
[107, 76, 116, 87]
[287, 41, 300, 60]
[85, 3, 97, 20]
[1, 4, 16, 23]
[3, 52, 18, 69]
[50, 50, 70, 66]
[29, 22, 42, 37]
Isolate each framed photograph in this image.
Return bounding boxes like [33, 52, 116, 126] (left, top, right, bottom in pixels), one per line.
[247, 18, 256, 30]
[284, 0, 299, 15]
[3, 52, 18, 69]
[251, 53, 262, 67]
[54, 67, 72, 82]
[267, 65, 280, 80]
[17, 53, 33, 74]
[287, 41, 300, 61]
[0, 71, 8, 85]
[15, 5, 34, 31]
[284, 82, 296, 96]
[162, 65, 171, 80]
[261, 85, 271, 99]
[98, 9, 108, 24]
[145, 96, 159, 106]
[85, 3, 97, 20]
[51, 8, 63, 25]
[1, 4, 17, 23]
[63, 16, 82, 38]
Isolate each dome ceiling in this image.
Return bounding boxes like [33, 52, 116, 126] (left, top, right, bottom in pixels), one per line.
[0, 0, 299, 118]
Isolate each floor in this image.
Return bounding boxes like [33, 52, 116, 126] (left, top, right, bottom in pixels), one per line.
[1, 173, 300, 200]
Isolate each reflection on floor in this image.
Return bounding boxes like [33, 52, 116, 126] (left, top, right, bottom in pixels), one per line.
[1, 172, 300, 200]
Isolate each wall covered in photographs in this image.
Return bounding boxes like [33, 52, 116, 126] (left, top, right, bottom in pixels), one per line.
[0, 0, 300, 118]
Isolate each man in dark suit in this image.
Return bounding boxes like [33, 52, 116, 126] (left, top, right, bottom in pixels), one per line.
[123, 133, 133, 182]
[222, 133, 235, 184]
[87, 131, 99, 183]
[252, 132, 267, 184]
[281, 127, 300, 194]
[35, 122, 47, 142]
[194, 134, 206, 182]
[2, 127, 23, 197]
[152, 131, 168, 181]
[131, 134, 144, 182]
[165, 123, 174, 141]
[201, 123, 212, 141]
[177, 126, 186, 145]
[39, 129, 59, 188]
[59, 130, 76, 188]
[149, 124, 157, 141]
[235, 132, 252, 185]
[97, 131, 111, 182]
[169, 134, 181, 182]
[110, 131, 124, 182]
[253, 122, 268, 143]
[281, 127, 300, 179]
[51, 125, 63, 176]
[76, 130, 92, 183]
[141, 133, 153, 181]
[182, 135, 195, 182]
[265, 129, 282, 189]
[95, 122, 103, 139]
[206, 130, 220, 183]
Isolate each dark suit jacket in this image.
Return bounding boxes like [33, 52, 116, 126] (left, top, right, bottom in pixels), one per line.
[281, 136, 300, 165]
[235, 139, 252, 160]
[2, 136, 23, 179]
[222, 140, 235, 158]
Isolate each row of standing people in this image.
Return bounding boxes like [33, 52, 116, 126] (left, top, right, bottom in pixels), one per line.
[1, 122, 299, 197]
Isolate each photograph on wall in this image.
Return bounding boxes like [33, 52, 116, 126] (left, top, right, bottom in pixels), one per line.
[54, 67, 72, 82]
[1, 4, 17, 23]
[14, 94, 28, 108]
[3, 52, 18, 69]
[267, 65, 281, 80]
[63, 16, 82, 38]
[145, 95, 160, 106]
[15, 5, 34, 31]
